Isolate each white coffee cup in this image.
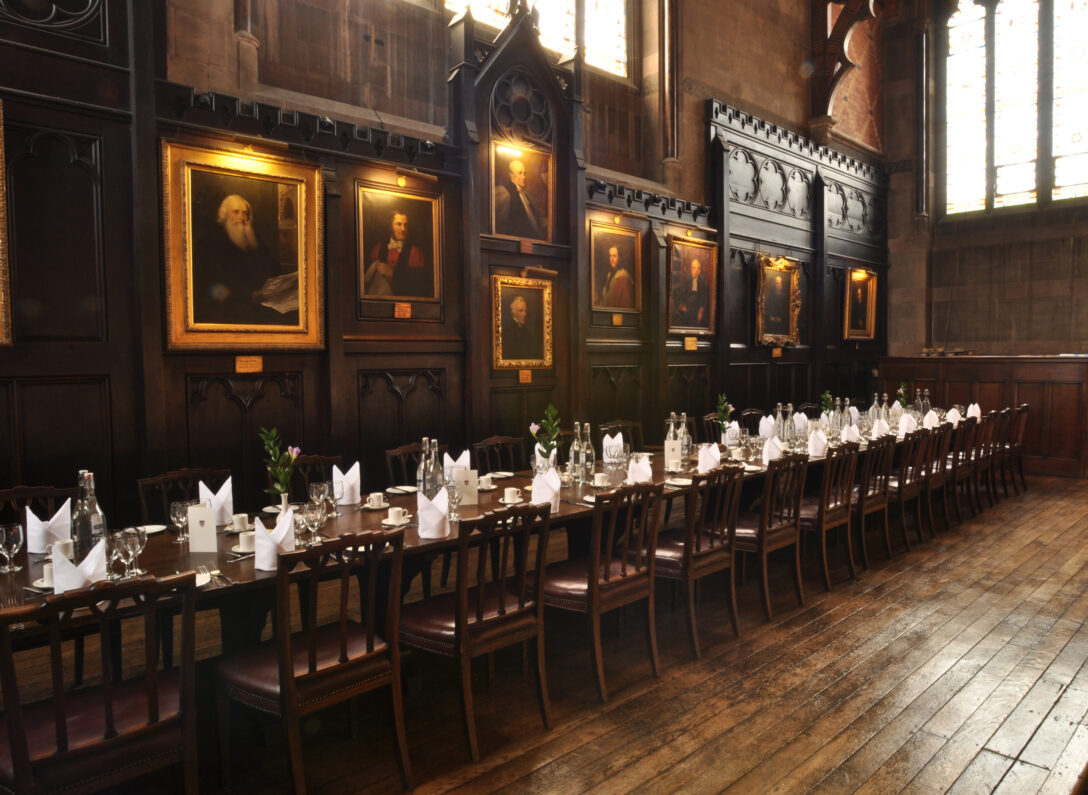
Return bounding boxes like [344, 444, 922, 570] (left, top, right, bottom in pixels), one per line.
[52, 539, 74, 560]
[503, 487, 522, 503]
[479, 474, 493, 489]
[667, 458, 681, 472]
[367, 491, 385, 508]
[41, 563, 53, 587]
[593, 472, 610, 488]
[238, 531, 256, 552]
[388, 506, 407, 523]
[231, 513, 249, 532]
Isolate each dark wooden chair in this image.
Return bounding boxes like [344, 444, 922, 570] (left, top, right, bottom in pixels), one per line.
[214, 530, 412, 793]
[137, 467, 232, 526]
[540, 481, 664, 702]
[853, 433, 896, 568]
[734, 453, 808, 621]
[473, 435, 528, 474]
[797, 402, 821, 420]
[701, 412, 723, 444]
[948, 416, 978, 523]
[289, 454, 343, 502]
[973, 412, 1000, 509]
[1006, 404, 1029, 493]
[0, 485, 79, 525]
[889, 428, 931, 548]
[990, 408, 1014, 498]
[654, 465, 744, 657]
[923, 422, 955, 533]
[799, 442, 860, 591]
[0, 572, 198, 794]
[738, 408, 765, 436]
[598, 419, 645, 452]
[385, 442, 448, 487]
[400, 503, 552, 761]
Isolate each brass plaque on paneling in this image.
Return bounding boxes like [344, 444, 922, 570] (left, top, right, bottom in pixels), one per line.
[518, 369, 533, 383]
[612, 314, 623, 326]
[772, 347, 783, 358]
[235, 355, 263, 373]
[684, 337, 698, 351]
[394, 303, 412, 319]
[519, 239, 533, 254]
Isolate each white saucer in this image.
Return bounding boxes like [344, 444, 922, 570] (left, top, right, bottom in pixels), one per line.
[230, 544, 255, 554]
[225, 523, 254, 534]
[477, 485, 498, 492]
[196, 572, 211, 588]
[583, 494, 596, 504]
[743, 464, 763, 472]
[385, 486, 418, 495]
[262, 504, 300, 514]
[381, 517, 412, 527]
[361, 502, 390, 510]
[490, 471, 514, 479]
[33, 578, 51, 589]
[665, 477, 692, 487]
[139, 524, 167, 535]
[498, 498, 522, 506]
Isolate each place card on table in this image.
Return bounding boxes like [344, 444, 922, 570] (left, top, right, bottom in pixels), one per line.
[187, 503, 218, 553]
[454, 468, 478, 506]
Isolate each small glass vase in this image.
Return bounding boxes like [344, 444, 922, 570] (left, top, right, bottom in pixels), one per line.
[278, 491, 290, 515]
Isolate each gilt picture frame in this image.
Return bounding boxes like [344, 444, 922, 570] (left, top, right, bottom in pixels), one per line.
[667, 236, 718, 336]
[590, 221, 640, 313]
[357, 183, 440, 303]
[492, 274, 553, 369]
[844, 268, 877, 340]
[0, 100, 10, 347]
[756, 254, 801, 347]
[161, 139, 324, 350]
[490, 142, 552, 243]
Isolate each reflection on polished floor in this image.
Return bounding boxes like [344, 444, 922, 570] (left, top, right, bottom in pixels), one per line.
[102, 475, 1088, 792]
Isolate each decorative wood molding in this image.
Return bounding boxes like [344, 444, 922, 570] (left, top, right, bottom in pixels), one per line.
[0, 0, 106, 44]
[810, 0, 878, 123]
[586, 177, 710, 225]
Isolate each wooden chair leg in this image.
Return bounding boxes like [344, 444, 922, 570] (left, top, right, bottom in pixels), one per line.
[390, 668, 414, 789]
[940, 484, 952, 531]
[589, 613, 608, 702]
[685, 575, 701, 658]
[73, 635, 85, 687]
[215, 689, 232, 787]
[950, 478, 964, 524]
[924, 490, 937, 537]
[913, 497, 926, 543]
[856, 512, 870, 570]
[535, 633, 552, 730]
[284, 711, 307, 795]
[1017, 457, 1028, 492]
[760, 551, 774, 621]
[843, 521, 856, 581]
[646, 592, 660, 677]
[792, 542, 805, 607]
[818, 530, 832, 592]
[882, 507, 893, 560]
[726, 564, 740, 637]
[459, 651, 480, 762]
[440, 550, 453, 588]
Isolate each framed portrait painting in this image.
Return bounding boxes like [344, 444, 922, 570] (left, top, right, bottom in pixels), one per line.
[491, 142, 551, 243]
[357, 183, 440, 302]
[844, 268, 877, 340]
[161, 139, 323, 350]
[492, 275, 553, 369]
[590, 221, 640, 312]
[756, 254, 801, 347]
[0, 100, 10, 347]
[667, 236, 717, 335]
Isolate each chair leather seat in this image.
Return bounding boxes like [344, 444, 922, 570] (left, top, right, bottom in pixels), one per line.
[400, 585, 537, 655]
[541, 556, 649, 604]
[652, 528, 687, 576]
[734, 513, 796, 552]
[215, 622, 391, 713]
[0, 671, 182, 791]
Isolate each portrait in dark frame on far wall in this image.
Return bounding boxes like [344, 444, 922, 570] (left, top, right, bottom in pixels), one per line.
[492, 274, 553, 369]
[590, 221, 640, 312]
[491, 143, 551, 243]
[667, 236, 718, 336]
[357, 184, 440, 302]
[756, 254, 801, 347]
[844, 268, 877, 340]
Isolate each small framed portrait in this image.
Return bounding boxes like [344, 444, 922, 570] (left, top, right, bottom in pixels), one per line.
[590, 222, 640, 312]
[161, 139, 323, 350]
[357, 183, 440, 302]
[492, 275, 553, 369]
[756, 254, 801, 347]
[0, 100, 10, 347]
[844, 268, 877, 340]
[491, 142, 551, 242]
[667, 236, 718, 335]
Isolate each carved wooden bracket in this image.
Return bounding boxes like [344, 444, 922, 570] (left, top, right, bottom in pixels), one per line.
[809, 0, 877, 140]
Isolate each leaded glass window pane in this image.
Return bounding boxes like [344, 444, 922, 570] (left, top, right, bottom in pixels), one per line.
[585, 0, 628, 76]
[945, 2, 987, 214]
[1053, 0, 1088, 199]
[993, 0, 1038, 207]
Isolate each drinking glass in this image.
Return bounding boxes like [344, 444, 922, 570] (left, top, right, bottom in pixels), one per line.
[309, 481, 329, 509]
[445, 474, 463, 522]
[107, 532, 125, 580]
[326, 479, 342, 518]
[124, 527, 147, 575]
[111, 531, 135, 579]
[302, 501, 326, 547]
[293, 511, 308, 547]
[0, 524, 24, 574]
[170, 500, 192, 544]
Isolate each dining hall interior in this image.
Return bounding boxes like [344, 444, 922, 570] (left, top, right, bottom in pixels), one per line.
[0, 0, 1087, 791]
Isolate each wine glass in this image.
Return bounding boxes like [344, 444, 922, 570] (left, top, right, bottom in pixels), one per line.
[0, 524, 24, 574]
[107, 532, 127, 580]
[170, 500, 190, 544]
[303, 500, 326, 546]
[445, 474, 463, 522]
[326, 479, 342, 518]
[309, 481, 329, 509]
[292, 510, 308, 547]
[124, 527, 147, 575]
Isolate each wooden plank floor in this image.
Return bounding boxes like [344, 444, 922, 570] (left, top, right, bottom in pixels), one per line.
[110, 475, 1088, 793]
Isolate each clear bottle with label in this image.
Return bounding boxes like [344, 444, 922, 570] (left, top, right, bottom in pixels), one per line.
[427, 439, 443, 499]
[679, 412, 691, 462]
[843, 398, 852, 428]
[665, 412, 682, 471]
[73, 470, 106, 556]
[922, 388, 932, 415]
[415, 437, 430, 493]
[569, 422, 583, 483]
[582, 423, 596, 480]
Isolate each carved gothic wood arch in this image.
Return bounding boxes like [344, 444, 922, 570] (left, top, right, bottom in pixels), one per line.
[810, 0, 878, 142]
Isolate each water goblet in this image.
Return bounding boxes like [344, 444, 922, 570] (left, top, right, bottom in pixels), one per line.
[309, 481, 329, 509]
[124, 527, 147, 575]
[170, 500, 191, 544]
[293, 511, 308, 547]
[107, 532, 126, 580]
[111, 531, 135, 579]
[326, 479, 342, 518]
[445, 475, 463, 522]
[0, 524, 24, 574]
[302, 500, 326, 547]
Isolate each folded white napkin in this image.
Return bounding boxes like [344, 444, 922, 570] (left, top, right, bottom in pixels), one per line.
[333, 462, 361, 505]
[793, 413, 808, 435]
[255, 510, 295, 572]
[443, 450, 469, 480]
[627, 456, 653, 484]
[722, 420, 740, 446]
[849, 406, 860, 424]
[946, 407, 962, 427]
[898, 413, 918, 435]
[199, 477, 233, 526]
[759, 415, 775, 439]
[890, 402, 904, 423]
[872, 418, 891, 438]
[808, 429, 828, 457]
[840, 424, 861, 443]
[967, 402, 982, 419]
[923, 410, 940, 429]
[602, 432, 624, 461]
[26, 500, 71, 555]
[417, 490, 450, 540]
[762, 436, 782, 466]
[52, 538, 106, 594]
[697, 444, 721, 474]
[531, 467, 562, 511]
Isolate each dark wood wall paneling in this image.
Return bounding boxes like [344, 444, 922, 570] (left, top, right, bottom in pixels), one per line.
[878, 357, 1088, 478]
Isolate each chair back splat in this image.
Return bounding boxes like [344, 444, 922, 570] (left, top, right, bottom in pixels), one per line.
[137, 468, 231, 526]
[472, 436, 527, 475]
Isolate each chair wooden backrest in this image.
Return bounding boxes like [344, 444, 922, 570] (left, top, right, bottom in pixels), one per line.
[275, 530, 403, 697]
[896, 429, 930, 489]
[683, 466, 744, 560]
[927, 422, 955, 480]
[978, 412, 1001, 462]
[598, 420, 644, 452]
[0, 485, 79, 524]
[455, 503, 551, 643]
[950, 416, 977, 475]
[137, 468, 232, 525]
[797, 402, 821, 420]
[759, 453, 808, 536]
[992, 408, 1013, 456]
[384, 442, 448, 487]
[738, 408, 765, 436]
[817, 443, 860, 523]
[0, 573, 196, 792]
[1011, 404, 1029, 451]
[290, 454, 343, 501]
[472, 436, 527, 475]
[858, 434, 895, 510]
[701, 413, 722, 444]
[588, 482, 664, 589]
